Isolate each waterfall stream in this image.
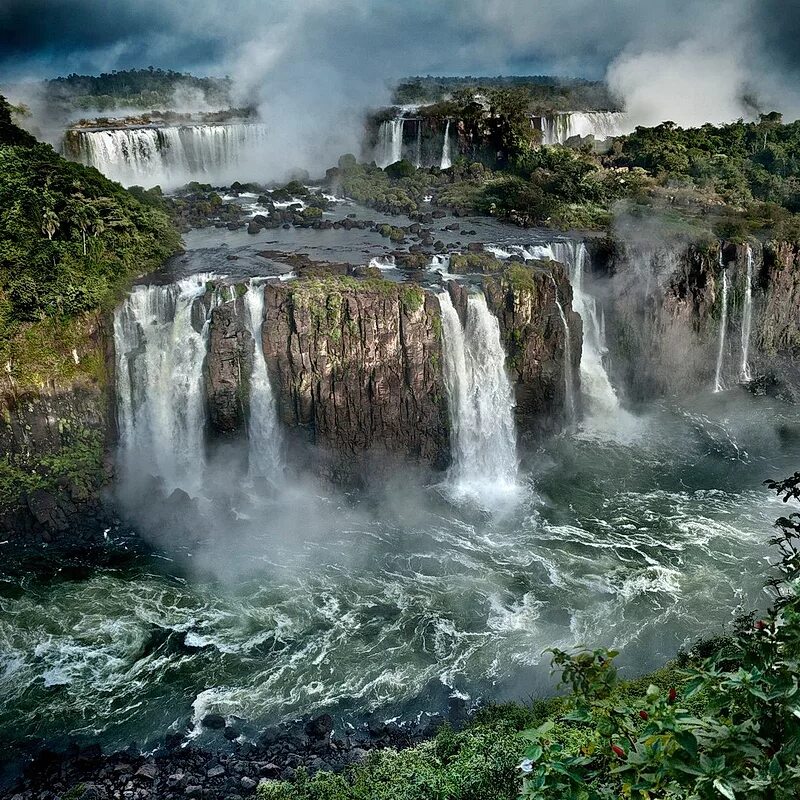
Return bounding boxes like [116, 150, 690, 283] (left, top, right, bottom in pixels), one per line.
[114, 275, 214, 493]
[438, 292, 518, 504]
[713, 259, 730, 393]
[68, 123, 269, 187]
[440, 120, 452, 169]
[243, 282, 284, 480]
[551, 242, 621, 422]
[740, 245, 754, 383]
[548, 275, 576, 423]
[537, 111, 629, 145]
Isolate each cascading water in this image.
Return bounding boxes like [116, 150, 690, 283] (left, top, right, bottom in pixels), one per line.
[66, 123, 269, 187]
[114, 274, 215, 494]
[536, 111, 629, 145]
[548, 275, 576, 423]
[414, 121, 423, 168]
[438, 291, 518, 504]
[376, 118, 405, 168]
[243, 281, 284, 480]
[713, 258, 730, 393]
[551, 241, 620, 421]
[440, 120, 452, 170]
[739, 245, 754, 383]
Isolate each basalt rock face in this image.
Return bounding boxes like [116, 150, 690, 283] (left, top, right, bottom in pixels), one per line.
[484, 262, 582, 437]
[755, 241, 800, 400]
[204, 297, 254, 437]
[262, 280, 450, 482]
[0, 382, 118, 554]
[603, 238, 800, 401]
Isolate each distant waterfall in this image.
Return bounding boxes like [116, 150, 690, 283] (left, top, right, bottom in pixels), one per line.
[440, 120, 452, 170]
[243, 281, 283, 480]
[551, 242, 620, 420]
[713, 260, 730, 393]
[114, 274, 214, 493]
[376, 118, 405, 168]
[739, 245, 754, 383]
[548, 275, 576, 423]
[414, 121, 423, 168]
[65, 123, 269, 187]
[438, 292, 518, 503]
[536, 112, 629, 145]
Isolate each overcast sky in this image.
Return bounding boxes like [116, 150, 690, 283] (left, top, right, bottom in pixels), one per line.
[2, 0, 797, 176]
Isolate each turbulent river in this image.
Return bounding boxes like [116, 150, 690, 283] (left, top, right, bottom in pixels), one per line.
[1, 199, 798, 765]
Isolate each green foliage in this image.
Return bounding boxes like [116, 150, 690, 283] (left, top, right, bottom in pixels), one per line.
[519, 473, 800, 800]
[44, 68, 231, 112]
[0, 97, 180, 384]
[449, 252, 505, 274]
[400, 284, 425, 313]
[385, 159, 417, 179]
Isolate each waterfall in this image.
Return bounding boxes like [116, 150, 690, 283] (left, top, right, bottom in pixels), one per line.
[548, 276, 576, 423]
[739, 245, 754, 383]
[440, 120, 452, 170]
[114, 274, 214, 494]
[376, 118, 405, 168]
[537, 112, 629, 145]
[66, 123, 269, 187]
[414, 121, 423, 168]
[438, 292, 518, 504]
[713, 258, 730, 393]
[243, 282, 284, 480]
[551, 242, 620, 420]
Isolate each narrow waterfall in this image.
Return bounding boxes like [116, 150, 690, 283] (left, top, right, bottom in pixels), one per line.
[548, 275, 576, 423]
[114, 274, 214, 494]
[376, 118, 405, 168]
[66, 123, 269, 187]
[414, 121, 423, 168]
[739, 245, 754, 382]
[243, 281, 284, 480]
[440, 120, 452, 169]
[551, 241, 620, 419]
[438, 292, 518, 503]
[713, 260, 730, 393]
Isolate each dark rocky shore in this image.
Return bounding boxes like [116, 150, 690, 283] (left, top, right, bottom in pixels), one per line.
[3, 708, 458, 800]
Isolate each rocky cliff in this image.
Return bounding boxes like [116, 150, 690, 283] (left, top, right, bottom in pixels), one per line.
[483, 261, 582, 437]
[603, 238, 800, 401]
[0, 313, 116, 552]
[204, 297, 254, 437]
[261, 277, 450, 482]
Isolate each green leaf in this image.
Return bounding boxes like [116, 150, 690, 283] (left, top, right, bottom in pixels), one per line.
[675, 730, 698, 757]
[769, 756, 783, 778]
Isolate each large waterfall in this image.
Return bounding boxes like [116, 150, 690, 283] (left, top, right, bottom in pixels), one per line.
[438, 291, 518, 504]
[551, 241, 620, 422]
[65, 123, 269, 187]
[713, 261, 730, 393]
[113, 275, 214, 494]
[243, 281, 283, 480]
[740, 245, 754, 383]
[375, 118, 405, 168]
[440, 120, 452, 169]
[536, 111, 630, 145]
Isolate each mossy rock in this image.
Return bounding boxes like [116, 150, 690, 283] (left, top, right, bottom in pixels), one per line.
[449, 252, 505, 274]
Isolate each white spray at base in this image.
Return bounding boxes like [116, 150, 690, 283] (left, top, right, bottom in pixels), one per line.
[114, 274, 214, 494]
[440, 120, 452, 170]
[243, 282, 284, 481]
[740, 245, 754, 383]
[714, 255, 730, 393]
[438, 292, 518, 505]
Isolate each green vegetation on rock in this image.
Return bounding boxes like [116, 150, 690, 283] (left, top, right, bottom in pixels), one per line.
[0, 94, 180, 388]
